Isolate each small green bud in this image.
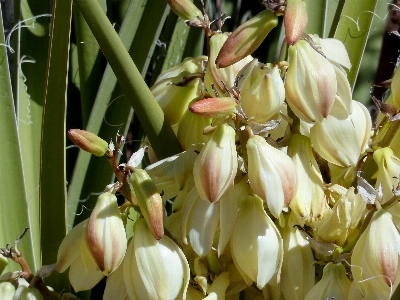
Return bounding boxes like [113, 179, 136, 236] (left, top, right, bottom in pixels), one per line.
[167, 0, 203, 20]
[216, 10, 278, 68]
[284, 0, 308, 45]
[68, 129, 108, 157]
[130, 169, 164, 240]
[189, 97, 237, 118]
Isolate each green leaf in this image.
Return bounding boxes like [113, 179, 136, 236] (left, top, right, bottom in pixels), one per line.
[0, 3, 36, 274]
[304, 0, 326, 37]
[73, 1, 107, 128]
[16, 1, 51, 271]
[40, 0, 72, 290]
[334, 0, 378, 88]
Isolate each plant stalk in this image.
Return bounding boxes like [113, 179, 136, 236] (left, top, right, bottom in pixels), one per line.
[73, 0, 182, 160]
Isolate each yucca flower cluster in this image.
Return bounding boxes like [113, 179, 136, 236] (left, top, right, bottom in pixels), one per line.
[3, 0, 400, 299]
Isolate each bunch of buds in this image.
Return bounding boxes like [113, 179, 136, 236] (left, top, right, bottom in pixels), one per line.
[20, 0, 400, 299]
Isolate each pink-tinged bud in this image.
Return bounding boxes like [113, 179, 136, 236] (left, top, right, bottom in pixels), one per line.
[352, 209, 400, 298]
[285, 40, 337, 123]
[284, 0, 308, 45]
[204, 33, 253, 96]
[246, 135, 296, 218]
[166, 0, 203, 20]
[216, 10, 278, 68]
[193, 124, 238, 203]
[84, 192, 127, 275]
[68, 129, 108, 157]
[130, 169, 164, 240]
[189, 97, 237, 118]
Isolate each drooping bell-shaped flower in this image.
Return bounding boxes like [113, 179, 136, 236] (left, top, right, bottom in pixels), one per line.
[287, 133, 327, 222]
[130, 169, 164, 240]
[304, 262, 351, 300]
[240, 64, 285, 123]
[215, 10, 278, 68]
[284, 0, 308, 45]
[123, 218, 190, 300]
[285, 39, 337, 123]
[193, 124, 238, 203]
[246, 135, 296, 218]
[204, 33, 252, 96]
[55, 220, 104, 292]
[352, 209, 400, 299]
[310, 100, 371, 167]
[231, 194, 283, 289]
[280, 212, 315, 300]
[84, 192, 127, 275]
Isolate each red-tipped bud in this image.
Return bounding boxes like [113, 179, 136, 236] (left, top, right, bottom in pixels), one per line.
[68, 129, 108, 157]
[284, 0, 308, 45]
[216, 10, 278, 68]
[167, 0, 203, 21]
[130, 169, 164, 240]
[189, 97, 237, 118]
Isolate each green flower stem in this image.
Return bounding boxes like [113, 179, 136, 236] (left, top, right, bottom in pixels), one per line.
[73, 0, 182, 159]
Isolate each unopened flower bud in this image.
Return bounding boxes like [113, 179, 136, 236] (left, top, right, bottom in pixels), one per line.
[352, 209, 400, 299]
[68, 129, 108, 157]
[304, 262, 351, 300]
[84, 192, 127, 275]
[166, 0, 203, 20]
[204, 33, 252, 96]
[246, 135, 296, 218]
[231, 195, 283, 289]
[310, 100, 371, 167]
[284, 0, 308, 45]
[240, 65, 285, 123]
[193, 124, 238, 203]
[123, 218, 190, 300]
[285, 40, 337, 123]
[189, 97, 237, 118]
[130, 169, 164, 240]
[18, 287, 43, 300]
[216, 10, 278, 68]
[287, 134, 327, 222]
[0, 281, 15, 299]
